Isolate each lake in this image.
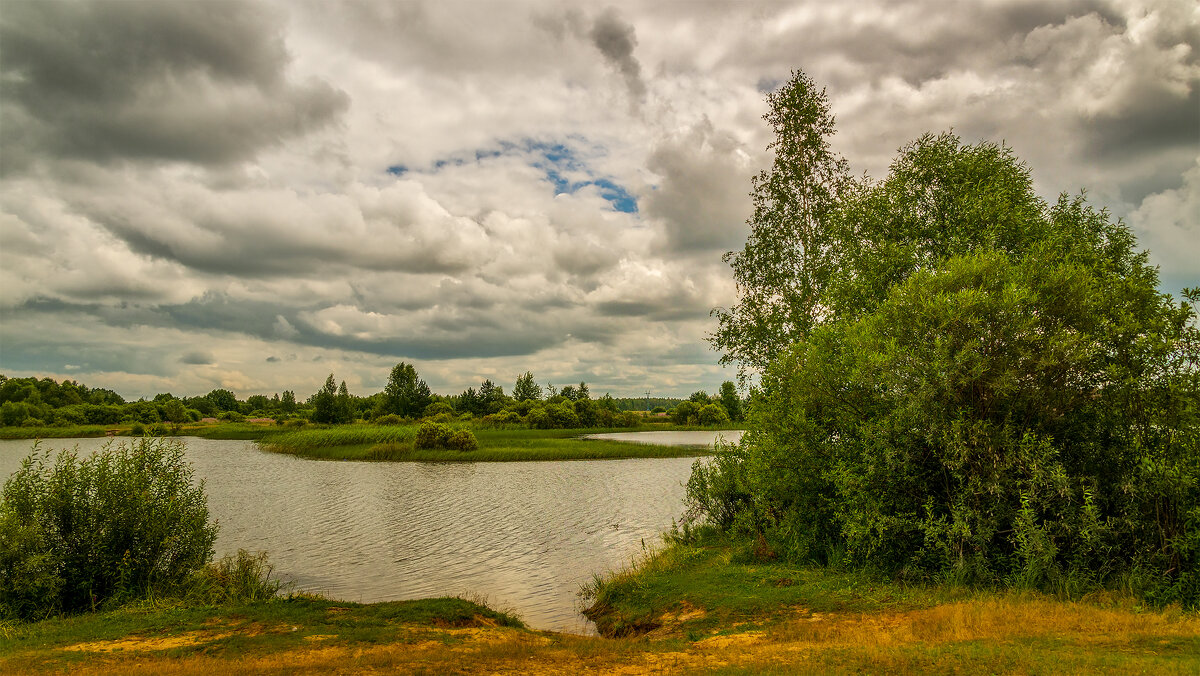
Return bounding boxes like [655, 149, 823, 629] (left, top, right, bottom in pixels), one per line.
[0, 433, 730, 633]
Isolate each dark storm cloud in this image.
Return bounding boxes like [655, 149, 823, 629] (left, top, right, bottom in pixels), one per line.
[0, 0, 347, 172]
[180, 351, 216, 365]
[589, 8, 646, 102]
[644, 120, 752, 253]
[1081, 87, 1200, 163]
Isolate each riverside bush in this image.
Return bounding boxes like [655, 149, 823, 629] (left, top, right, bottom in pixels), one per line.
[414, 422, 478, 452]
[0, 438, 218, 619]
[696, 70, 1200, 608]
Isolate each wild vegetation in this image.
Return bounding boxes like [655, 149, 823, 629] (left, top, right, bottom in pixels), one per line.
[0, 368, 743, 435]
[0, 438, 278, 621]
[257, 424, 713, 462]
[4, 537, 1195, 675]
[693, 70, 1199, 608]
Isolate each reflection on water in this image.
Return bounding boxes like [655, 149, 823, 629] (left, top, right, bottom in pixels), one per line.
[584, 429, 744, 447]
[0, 437, 695, 633]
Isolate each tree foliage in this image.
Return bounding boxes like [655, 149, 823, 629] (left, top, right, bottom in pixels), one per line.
[512, 371, 542, 402]
[711, 70, 850, 374]
[693, 70, 1200, 607]
[379, 362, 432, 419]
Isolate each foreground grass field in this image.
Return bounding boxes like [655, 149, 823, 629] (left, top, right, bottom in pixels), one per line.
[4, 540, 1196, 675]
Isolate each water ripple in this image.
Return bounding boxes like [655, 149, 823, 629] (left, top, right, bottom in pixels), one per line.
[0, 437, 694, 633]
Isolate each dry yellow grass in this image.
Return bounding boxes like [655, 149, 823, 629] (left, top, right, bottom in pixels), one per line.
[8, 594, 1195, 675]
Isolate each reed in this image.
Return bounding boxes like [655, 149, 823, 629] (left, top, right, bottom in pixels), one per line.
[256, 424, 711, 462]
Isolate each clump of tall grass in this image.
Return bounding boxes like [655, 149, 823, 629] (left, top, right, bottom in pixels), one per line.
[259, 425, 417, 453]
[183, 550, 287, 605]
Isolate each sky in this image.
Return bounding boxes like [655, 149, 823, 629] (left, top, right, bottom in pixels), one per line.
[1, 0, 1197, 401]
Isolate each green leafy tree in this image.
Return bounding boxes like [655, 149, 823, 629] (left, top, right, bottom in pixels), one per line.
[309, 374, 339, 424]
[711, 70, 850, 375]
[204, 389, 239, 413]
[513, 372, 542, 402]
[245, 394, 270, 412]
[335, 381, 355, 424]
[718, 381, 743, 422]
[478, 379, 507, 414]
[161, 399, 189, 425]
[379, 362, 432, 418]
[692, 68, 1200, 607]
[280, 390, 297, 414]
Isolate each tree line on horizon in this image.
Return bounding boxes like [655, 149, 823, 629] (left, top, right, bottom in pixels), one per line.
[0, 369, 746, 430]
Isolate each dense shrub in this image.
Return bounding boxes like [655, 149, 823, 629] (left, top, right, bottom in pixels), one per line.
[695, 231, 1199, 605]
[545, 402, 580, 429]
[696, 69, 1199, 607]
[423, 401, 455, 418]
[374, 414, 406, 425]
[414, 422, 478, 452]
[481, 410, 521, 428]
[697, 404, 732, 427]
[0, 438, 218, 619]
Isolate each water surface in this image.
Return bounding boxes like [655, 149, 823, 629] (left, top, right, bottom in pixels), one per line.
[585, 429, 744, 447]
[0, 436, 697, 633]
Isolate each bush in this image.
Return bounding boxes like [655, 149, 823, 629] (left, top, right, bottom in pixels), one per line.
[670, 401, 699, 425]
[423, 402, 455, 418]
[374, 414, 406, 425]
[0, 438, 218, 619]
[186, 550, 284, 605]
[480, 410, 521, 428]
[697, 403, 731, 427]
[414, 422, 478, 452]
[445, 428, 479, 452]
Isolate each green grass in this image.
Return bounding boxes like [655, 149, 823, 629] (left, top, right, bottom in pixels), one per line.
[182, 423, 280, 440]
[580, 531, 964, 637]
[0, 595, 525, 672]
[0, 422, 281, 441]
[257, 424, 717, 462]
[3, 537, 1195, 675]
[0, 425, 111, 439]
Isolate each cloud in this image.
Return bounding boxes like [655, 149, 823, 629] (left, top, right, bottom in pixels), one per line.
[0, 0, 347, 173]
[0, 0, 1194, 400]
[180, 351, 216, 365]
[1128, 157, 1200, 294]
[589, 8, 647, 104]
[644, 119, 754, 253]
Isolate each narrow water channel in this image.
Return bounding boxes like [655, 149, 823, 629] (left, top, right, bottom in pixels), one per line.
[0, 436, 710, 633]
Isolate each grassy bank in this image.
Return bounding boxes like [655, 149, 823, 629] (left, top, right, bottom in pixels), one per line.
[0, 596, 532, 675]
[0, 425, 111, 439]
[258, 424, 717, 462]
[0, 422, 279, 441]
[4, 555, 1196, 675]
[578, 533, 1200, 673]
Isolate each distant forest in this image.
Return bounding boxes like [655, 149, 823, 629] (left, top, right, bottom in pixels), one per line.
[0, 371, 732, 429]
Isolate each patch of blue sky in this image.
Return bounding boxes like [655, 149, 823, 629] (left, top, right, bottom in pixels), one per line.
[390, 137, 638, 213]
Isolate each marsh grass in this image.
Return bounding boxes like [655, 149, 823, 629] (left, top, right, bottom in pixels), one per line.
[258, 425, 415, 455]
[256, 424, 711, 462]
[0, 426, 110, 440]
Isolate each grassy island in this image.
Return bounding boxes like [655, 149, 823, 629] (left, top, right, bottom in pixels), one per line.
[255, 424, 724, 462]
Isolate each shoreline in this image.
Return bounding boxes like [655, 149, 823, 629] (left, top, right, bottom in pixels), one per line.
[1, 423, 742, 462]
[5, 559, 1195, 675]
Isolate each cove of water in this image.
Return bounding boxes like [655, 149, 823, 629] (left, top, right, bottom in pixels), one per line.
[585, 429, 744, 447]
[0, 436, 709, 633]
